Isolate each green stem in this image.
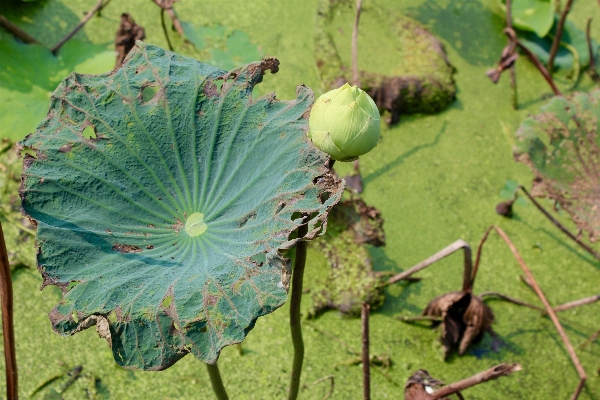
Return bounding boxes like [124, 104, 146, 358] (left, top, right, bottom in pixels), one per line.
[288, 223, 309, 400]
[206, 363, 228, 400]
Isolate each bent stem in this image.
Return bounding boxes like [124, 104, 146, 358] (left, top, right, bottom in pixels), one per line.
[0, 222, 17, 399]
[288, 222, 309, 400]
[387, 240, 472, 291]
[206, 362, 229, 400]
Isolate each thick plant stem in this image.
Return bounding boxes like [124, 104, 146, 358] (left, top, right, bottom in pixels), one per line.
[548, 0, 574, 73]
[351, 0, 363, 86]
[288, 223, 309, 400]
[206, 363, 229, 400]
[160, 9, 174, 51]
[361, 303, 370, 400]
[0, 222, 17, 400]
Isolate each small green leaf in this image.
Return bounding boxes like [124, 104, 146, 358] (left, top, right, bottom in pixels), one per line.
[20, 42, 343, 370]
[506, 0, 555, 38]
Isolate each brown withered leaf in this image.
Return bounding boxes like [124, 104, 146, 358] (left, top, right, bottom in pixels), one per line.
[514, 90, 600, 242]
[423, 291, 494, 359]
[115, 13, 145, 68]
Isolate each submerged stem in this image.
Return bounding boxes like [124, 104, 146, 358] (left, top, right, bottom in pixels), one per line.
[288, 223, 309, 400]
[0, 222, 17, 399]
[361, 303, 370, 400]
[206, 362, 229, 400]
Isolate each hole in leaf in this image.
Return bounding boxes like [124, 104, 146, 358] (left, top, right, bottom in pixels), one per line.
[67, 281, 78, 291]
[276, 202, 286, 214]
[250, 253, 267, 264]
[107, 311, 117, 323]
[142, 85, 160, 103]
[71, 311, 79, 323]
[82, 126, 96, 139]
[162, 295, 173, 308]
[239, 211, 256, 227]
[200, 324, 208, 333]
[20, 148, 37, 158]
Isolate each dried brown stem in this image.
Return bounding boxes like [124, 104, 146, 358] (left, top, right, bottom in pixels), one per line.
[472, 226, 493, 292]
[548, 0, 574, 73]
[351, 0, 363, 86]
[580, 328, 600, 349]
[554, 294, 600, 312]
[0, 15, 38, 44]
[166, 8, 185, 38]
[513, 33, 562, 95]
[387, 240, 472, 292]
[303, 375, 335, 400]
[361, 303, 370, 400]
[50, 0, 108, 54]
[160, 9, 174, 51]
[479, 291, 545, 312]
[0, 222, 17, 400]
[519, 186, 600, 261]
[586, 18, 600, 82]
[506, 0, 518, 108]
[493, 226, 587, 399]
[430, 363, 521, 399]
[397, 315, 443, 323]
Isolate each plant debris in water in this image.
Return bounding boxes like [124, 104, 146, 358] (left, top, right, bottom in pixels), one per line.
[307, 198, 388, 318]
[314, 0, 455, 124]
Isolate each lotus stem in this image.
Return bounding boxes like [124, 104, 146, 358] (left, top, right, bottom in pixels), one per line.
[206, 363, 229, 400]
[548, 0, 574, 73]
[50, 0, 109, 54]
[0, 222, 17, 399]
[288, 223, 309, 400]
[352, 0, 363, 86]
[0, 15, 39, 44]
[160, 9, 174, 51]
[361, 302, 370, 400]
[512, 33, 562, 96]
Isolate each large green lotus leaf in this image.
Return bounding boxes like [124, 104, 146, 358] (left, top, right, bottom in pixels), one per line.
[514, 90, 600, 242]
[20, 42, 343, 370]
[0, 38, 114, 141]
[503, 0, 554, 37]
[518, 19, 598, 70]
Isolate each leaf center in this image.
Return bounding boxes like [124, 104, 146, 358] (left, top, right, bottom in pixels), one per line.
[185, 213, 208, 237]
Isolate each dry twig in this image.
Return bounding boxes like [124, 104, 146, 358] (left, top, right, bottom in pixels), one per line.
[548, 0, 574, 73]
[51, 0, 110, 54]
[493, 226, 587, 400]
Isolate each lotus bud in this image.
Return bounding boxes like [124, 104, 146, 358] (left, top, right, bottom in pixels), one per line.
[308, 83, 380, 162]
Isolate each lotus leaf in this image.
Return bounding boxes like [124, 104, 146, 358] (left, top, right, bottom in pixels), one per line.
[0, 38, 114, 141]
[514, 89, 600, 242]
[19, 42, 343, 370]
[518, 19, 598, 71]
[504, 0, 555, 38]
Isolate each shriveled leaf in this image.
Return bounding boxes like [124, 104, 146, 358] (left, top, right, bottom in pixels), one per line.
[20, 42, 343, 370]
[423, 291, 494, 358]
[504, 0, 555, 38]
[181, 22, 263, 71]
[518, 19, 598, 70]
[515, 90, 600, 242]
[0, 38, 114, 141]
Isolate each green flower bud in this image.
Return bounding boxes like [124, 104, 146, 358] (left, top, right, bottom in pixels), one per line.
[308, 83, 380, 162]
